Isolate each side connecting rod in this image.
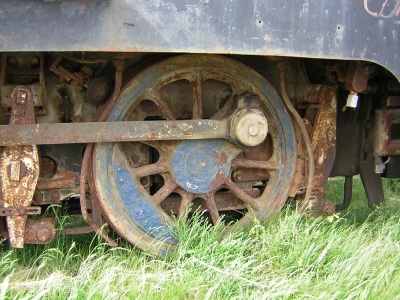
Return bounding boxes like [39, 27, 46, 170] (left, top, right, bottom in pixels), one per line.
[0, 120, 230, 146]
[0, 96, 269, 148]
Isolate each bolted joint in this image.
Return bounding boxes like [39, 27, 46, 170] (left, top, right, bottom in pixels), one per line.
[230, 109, 268, 147]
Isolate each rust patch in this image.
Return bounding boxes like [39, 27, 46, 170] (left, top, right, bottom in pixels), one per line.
[209, 171, 227, 192]
[305, 198, 336, 217]
[40, 156, 56, 176]
[306, 86, 322, 104]
[310, 86, 337, 198]
[212, 150, 229, 166]
[64, 226, 95, 235]
[345, 62, 369, 93]
[374, 109, 400, 156]
[218, 151, 228, 165]
[24, 218, 55, 244]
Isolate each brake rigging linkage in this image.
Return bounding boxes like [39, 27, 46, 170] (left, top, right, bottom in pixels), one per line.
[78, 59, 125, 246]
[278, 62, 315, 209]
[279, 61, 338, 215]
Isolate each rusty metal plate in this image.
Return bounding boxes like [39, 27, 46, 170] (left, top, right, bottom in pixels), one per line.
[310, 86, 337, 195]
[0, 53, 47, 115]
[0, 86, 40, 248]
[374, 109, 400, 156]
[0, 207, 41, 217]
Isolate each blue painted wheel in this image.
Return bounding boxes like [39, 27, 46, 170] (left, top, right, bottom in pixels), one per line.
[93, 55, 296, 255]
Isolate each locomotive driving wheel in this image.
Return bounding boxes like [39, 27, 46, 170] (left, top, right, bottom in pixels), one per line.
[92, 55, 297, 255]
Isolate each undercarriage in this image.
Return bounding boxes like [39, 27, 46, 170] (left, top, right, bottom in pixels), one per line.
[0, 53, 399, 255]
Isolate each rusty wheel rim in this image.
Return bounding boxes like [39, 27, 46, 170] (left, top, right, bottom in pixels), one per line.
[93, 55, 296, 255]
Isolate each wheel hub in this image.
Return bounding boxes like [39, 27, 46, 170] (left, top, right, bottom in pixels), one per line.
[171, 139, 240, 194]
[230, 109, 269, 147]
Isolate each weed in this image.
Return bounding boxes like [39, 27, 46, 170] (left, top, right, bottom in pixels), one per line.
[0, 177, 399, 299]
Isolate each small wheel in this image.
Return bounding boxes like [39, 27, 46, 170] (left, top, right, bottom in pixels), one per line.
[93, 55, 296, 255]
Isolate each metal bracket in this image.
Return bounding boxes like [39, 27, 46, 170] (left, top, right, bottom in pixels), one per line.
[0, 53, 47, 114]
[0, 206, 41, 217]
[373, 109, 400, 157]
[0, 86, 40, 248]
[360, 98, 384, 210]
[49, 55, 107, 89]
[298, 85, 337, 216]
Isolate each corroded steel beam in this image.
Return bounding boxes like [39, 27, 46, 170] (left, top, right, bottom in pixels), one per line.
[0, 120, 230, 146]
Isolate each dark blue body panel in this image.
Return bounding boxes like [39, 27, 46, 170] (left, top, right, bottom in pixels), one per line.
[0, 0, 398, 79]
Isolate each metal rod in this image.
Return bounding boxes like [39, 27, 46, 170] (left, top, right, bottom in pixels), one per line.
[335, 176, 353, 211]
[0, 120, 229, 146]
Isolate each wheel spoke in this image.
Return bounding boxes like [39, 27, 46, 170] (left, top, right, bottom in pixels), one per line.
[206, 192, 220, 225]
[114, 144, 168, 179]
[231, 158, 279, 170]
[210, 93, 234, 120]
[178, 190, 194, 219]
[141, 140, 163, 150]
[192, 72, 203, 119]
[140, 140, 170, 156]
[224, 177, 260, 209]
[131, 162, 169, 179]
[113, 144, 135, 170]
[152, 177, 179, 206]
[146, 87, 175, 120]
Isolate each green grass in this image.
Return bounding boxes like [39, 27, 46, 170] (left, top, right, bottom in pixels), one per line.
[0, 177, 399, 299]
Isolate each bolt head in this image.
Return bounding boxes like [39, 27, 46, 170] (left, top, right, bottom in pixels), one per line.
[7, 56, 18, 67]
[30, 56, 40, 67]
[248, 124, 259, 136]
